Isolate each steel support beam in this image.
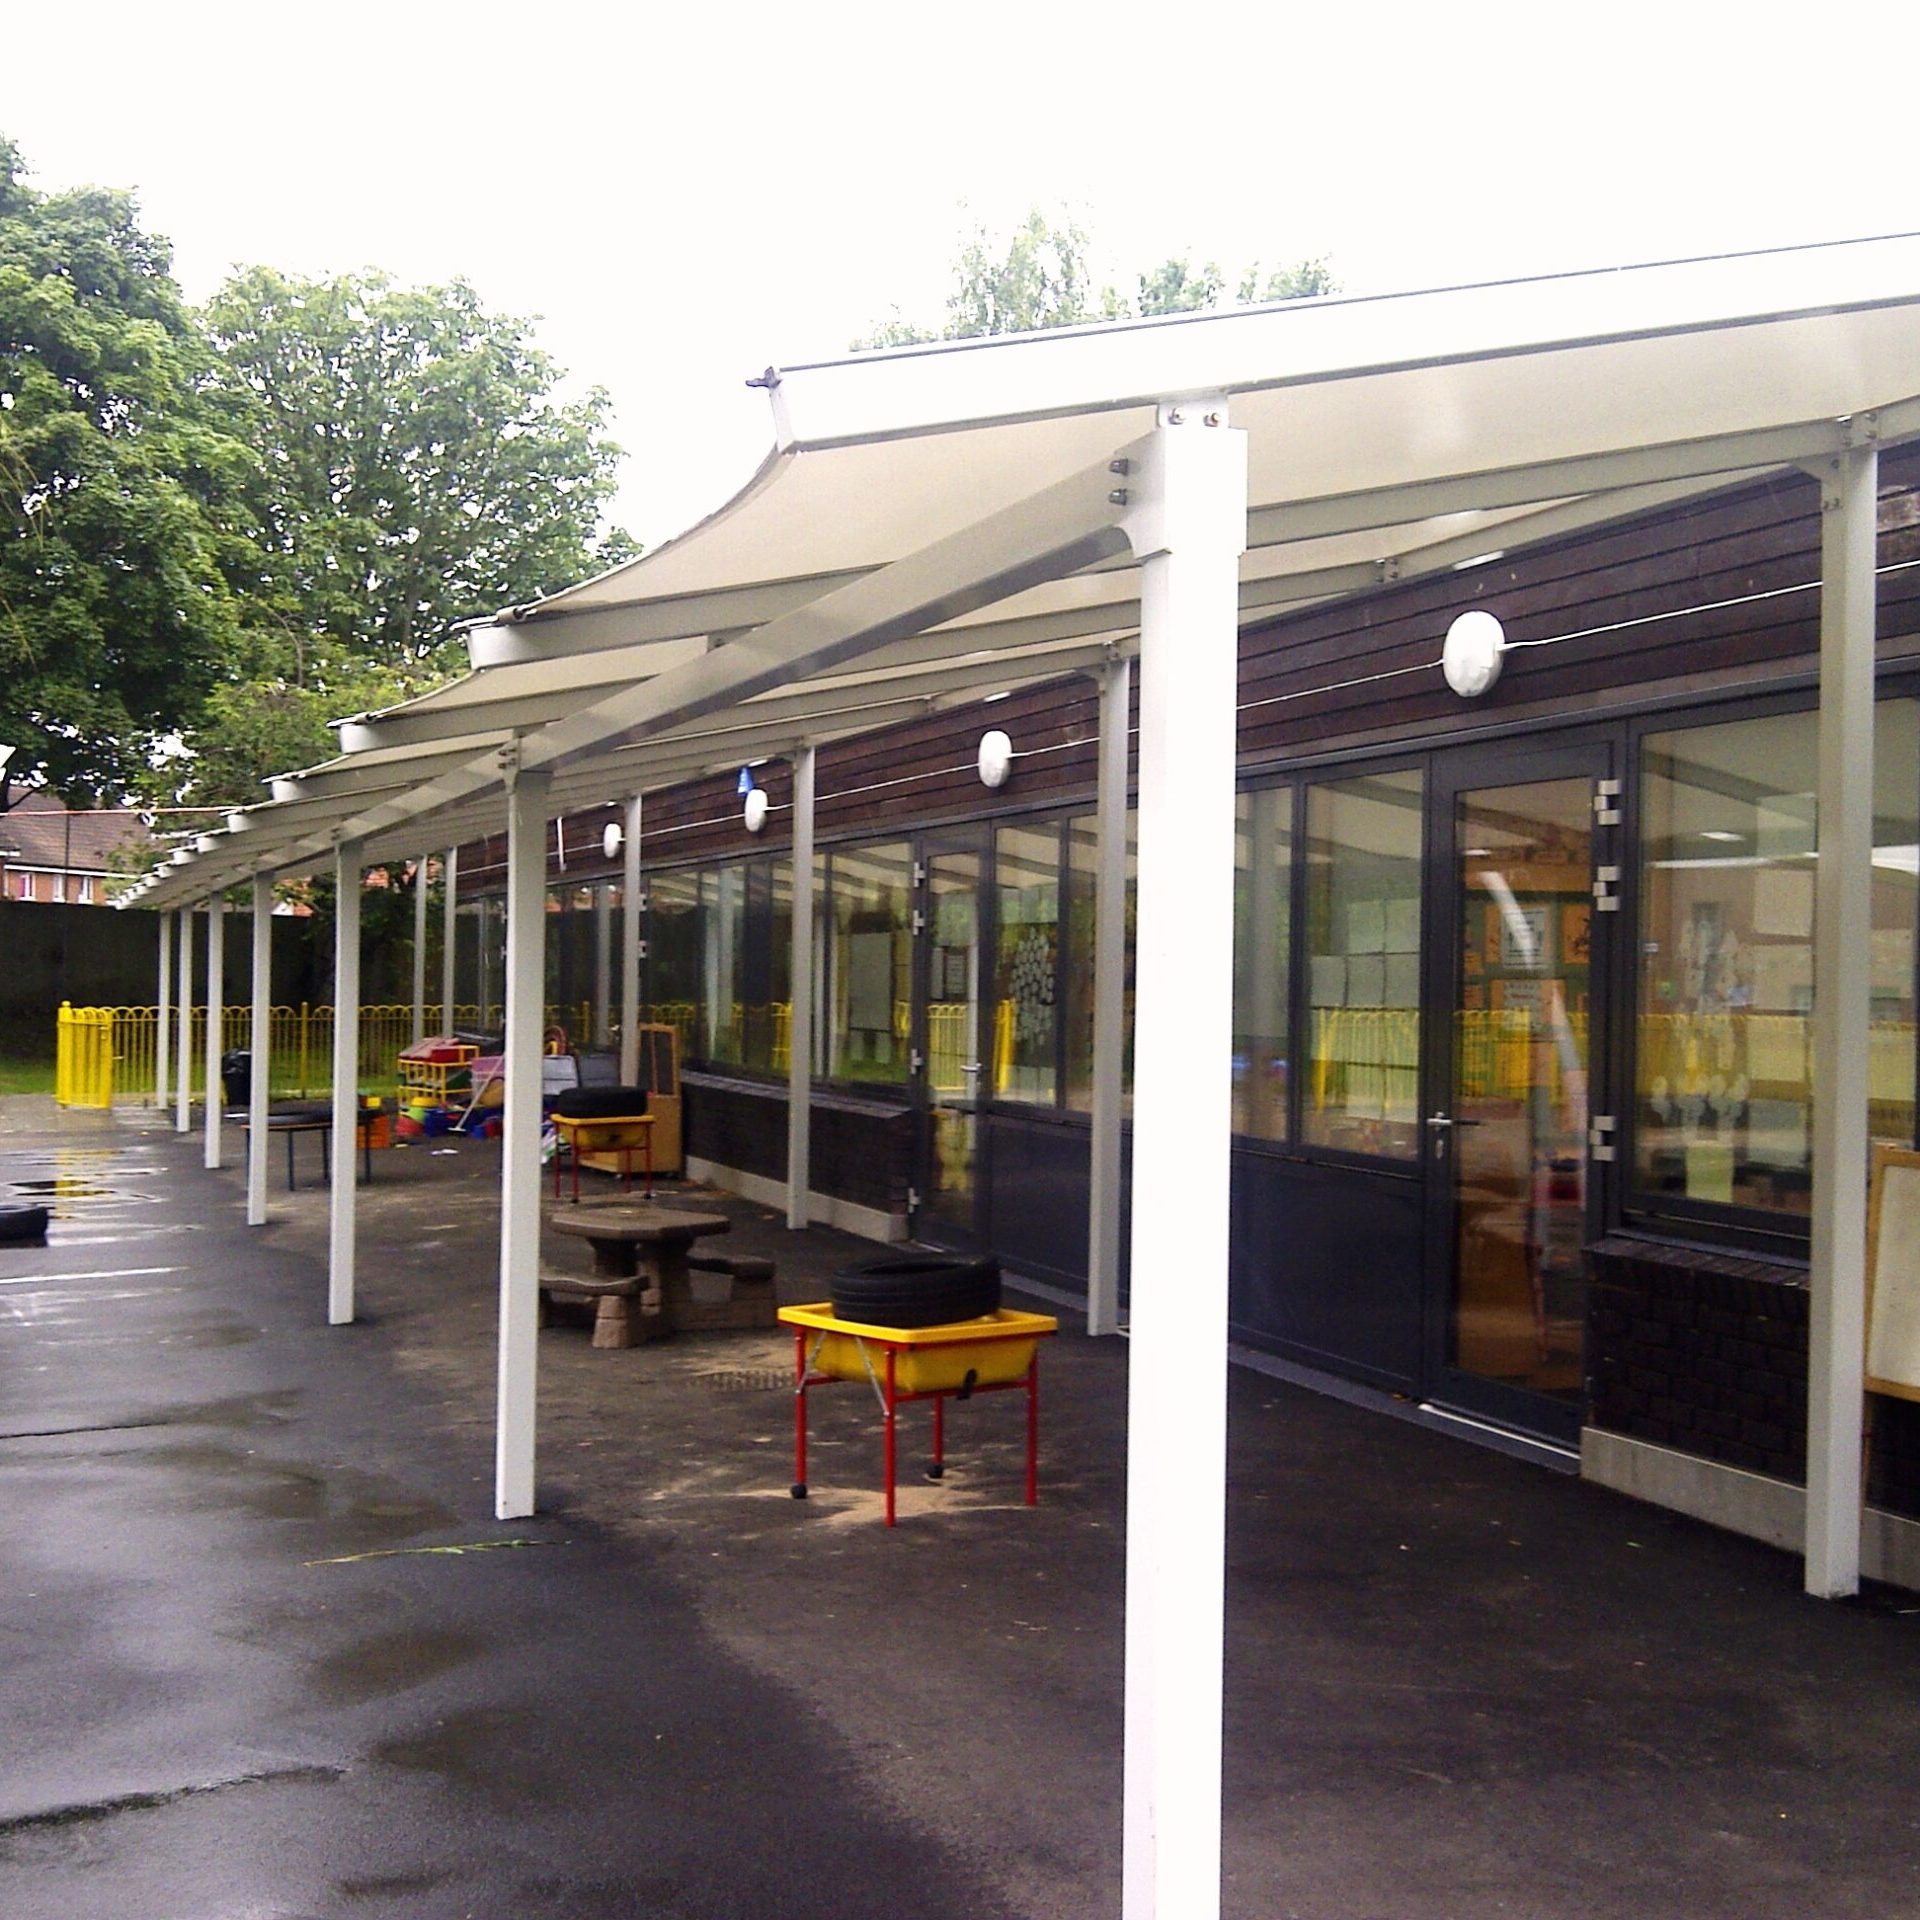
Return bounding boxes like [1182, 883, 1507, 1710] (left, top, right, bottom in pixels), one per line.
[175, 909, 193, 1134]
[1119, 404, 1246, 1920]
[496, 766, 551, 1520]
[412, 853, 429, 1043]
[1806, 444, 1879, 1599]
[620, 796, 642, 1083]
[247, 875, 272, 1226]
[203, 893, 225, 1170]
[329, 842, 363, 1326]
[1087, 656, 1131, 1338]
[155, 909, 173, 1111]
[787, 745, 816, 1229]
[442, 847, 459, 1027]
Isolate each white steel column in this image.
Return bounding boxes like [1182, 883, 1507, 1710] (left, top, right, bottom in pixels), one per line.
[593, 880, 613, 1048]
[155, 908, 173, 1111]
[1088, 656, 1131, 1337]
[329, 842, 363, 1325]
[497, 765, 552, 1519]
[1120, 404, 1246, 1920]
[203, 892, 225, 1169]
[412, 853, 430, 1042]
[787, 745, 816, 1228]
[1806, 443, 1879, 1599]
[174, 908, 194, 1134]
[442, 846, 459, 1028]
[620, 794, 643, 1083]
[247, 874, 272, 1226]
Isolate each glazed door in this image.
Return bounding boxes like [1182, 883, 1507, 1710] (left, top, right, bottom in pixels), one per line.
[1423, 743, 1616, 1445]
[913, 841, 987, 1248]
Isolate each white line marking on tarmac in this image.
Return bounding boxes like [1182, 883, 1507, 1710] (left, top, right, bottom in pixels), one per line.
[0, 1266, 180, 1286]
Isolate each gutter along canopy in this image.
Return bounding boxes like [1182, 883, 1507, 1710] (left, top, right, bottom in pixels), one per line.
[128, 233, 1920, 910]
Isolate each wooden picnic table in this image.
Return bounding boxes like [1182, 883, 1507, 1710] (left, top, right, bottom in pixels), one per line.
[544, 1205, 730, 1348]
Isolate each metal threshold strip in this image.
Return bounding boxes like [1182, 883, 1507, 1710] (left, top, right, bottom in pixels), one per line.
[1005, 1269, 1579, 1474]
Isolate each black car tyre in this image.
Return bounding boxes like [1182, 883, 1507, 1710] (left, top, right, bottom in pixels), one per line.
[0, 1204, 50, 1244]
[829, 1254, 1000, 1328]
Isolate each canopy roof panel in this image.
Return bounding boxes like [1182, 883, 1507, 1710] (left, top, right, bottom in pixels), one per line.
[131, 235, 1920, 911]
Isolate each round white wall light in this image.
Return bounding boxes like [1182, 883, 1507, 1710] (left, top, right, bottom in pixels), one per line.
[602, 822, 623, 861]
[978, 729, 1013, 789]
[743, 787, 769, 833]
[1442, 609, 1506, 698]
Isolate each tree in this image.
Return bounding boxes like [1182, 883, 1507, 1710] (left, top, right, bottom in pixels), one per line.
[854, 207, 1335, 349]
[201, 267, 635, 678]
[0, 137, 252, 799]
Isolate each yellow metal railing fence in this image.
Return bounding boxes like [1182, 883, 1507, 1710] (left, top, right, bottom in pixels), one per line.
[52, 1003, 511, 1107]
[54, 1003, 115, 1109]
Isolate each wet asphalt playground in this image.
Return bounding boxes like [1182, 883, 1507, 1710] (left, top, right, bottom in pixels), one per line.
[6, 1095, 1920, 1919]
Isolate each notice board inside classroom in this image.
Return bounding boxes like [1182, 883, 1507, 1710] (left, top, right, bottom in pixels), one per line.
[1867, 1146, 1920, 1401]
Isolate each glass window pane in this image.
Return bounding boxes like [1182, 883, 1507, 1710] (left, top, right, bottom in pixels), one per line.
[758, 858, 793, 1076]
[829, 842, 912, 1083]
[644, 868, 703, 1066]
[1233, 786, 1293, 1141]
[1303, 770, 1424, 1157]
[1635, 701, 1918, 1213]
[1062, 816, 1136, 1114]
[994, 824, 1062, 1105]
[703, 864, 747, 1066]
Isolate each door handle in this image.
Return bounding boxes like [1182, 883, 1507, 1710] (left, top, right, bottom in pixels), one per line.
[1426, 1112, 1481, 1129]
[960, 1062, 982, 1076]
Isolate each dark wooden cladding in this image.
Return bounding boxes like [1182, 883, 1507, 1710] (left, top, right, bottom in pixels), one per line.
[461, 445, 1920, 886]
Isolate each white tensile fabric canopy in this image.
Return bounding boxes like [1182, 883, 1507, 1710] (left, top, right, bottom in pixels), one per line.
[132, 235, 1920, 904]
[128, 236, 1920, 1920]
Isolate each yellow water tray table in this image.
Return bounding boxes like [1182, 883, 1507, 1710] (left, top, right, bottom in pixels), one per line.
[778, 1304, 1058, 1526]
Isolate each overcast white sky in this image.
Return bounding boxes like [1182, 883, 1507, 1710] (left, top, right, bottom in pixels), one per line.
[8, 2, 1917, 545]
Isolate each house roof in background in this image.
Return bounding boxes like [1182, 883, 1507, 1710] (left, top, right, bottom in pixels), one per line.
[0, 790, 149, 874]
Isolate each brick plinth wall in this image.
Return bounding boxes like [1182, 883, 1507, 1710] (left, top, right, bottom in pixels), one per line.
[682, 1073, 915, 1221]
[1588, 1234, 1920, 1521]
[1587, 1236, 1809, 1482]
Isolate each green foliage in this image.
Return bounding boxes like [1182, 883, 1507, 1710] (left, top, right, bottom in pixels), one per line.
[0, 136, 252, 799]
[202, 266, 634, 679]
[853, 207, 1336, 350]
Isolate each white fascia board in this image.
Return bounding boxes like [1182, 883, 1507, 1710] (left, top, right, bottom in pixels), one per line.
[771, 236, 1920, 451]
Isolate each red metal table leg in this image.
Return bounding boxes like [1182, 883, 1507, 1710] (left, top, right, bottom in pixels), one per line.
[791, 1327, 809, 1498]
[1026, 1352, 1039, 1506]
[884, 1347, 898, 1528]
[930, 1391, 945, 1481]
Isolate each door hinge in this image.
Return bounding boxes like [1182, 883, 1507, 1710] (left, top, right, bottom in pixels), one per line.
[1592, 779, 1622, 827]
[907, 1185, 921, 1212]
[636, 890, 650, 913]
[634, 938, 649, 962]
[910, 1048, 925, 1074]
[913, 861, 928, 886]
[1593, 865, 1621, 911]
[911, 908, 927, 935]
[1588, 1114, 1616, 1162]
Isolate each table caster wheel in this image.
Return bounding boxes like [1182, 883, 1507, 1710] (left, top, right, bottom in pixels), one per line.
[790, 1482, 808, 1499]
[925, 1464, 945, 1481]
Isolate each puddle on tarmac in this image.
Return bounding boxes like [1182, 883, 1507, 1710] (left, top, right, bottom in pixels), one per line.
[371, 1705, 524, 1782]
[313, 1626, 485, 1706]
